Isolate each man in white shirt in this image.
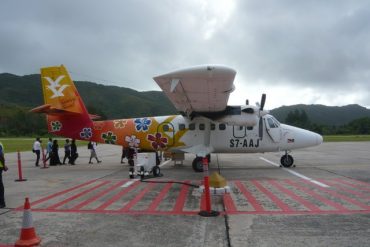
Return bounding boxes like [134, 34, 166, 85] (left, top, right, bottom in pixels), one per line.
[33, 137, 41, 167]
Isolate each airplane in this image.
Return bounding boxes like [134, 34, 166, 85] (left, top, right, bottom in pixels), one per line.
[31, 65, 323, 174]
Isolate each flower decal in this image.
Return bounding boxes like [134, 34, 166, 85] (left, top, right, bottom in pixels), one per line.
[102, 131, 117, 144]
[125, 135, 140, 148]
[147, 133, 168, 150]
[93, 122, 104, 130]
[134, 118, 152, 132]
[80, 127, 93, 139]
[114, 119, 128, 129]
[51, 121, 62, 132]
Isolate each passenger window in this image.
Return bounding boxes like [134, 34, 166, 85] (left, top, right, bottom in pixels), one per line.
[219, 124, 226, 130]
[199, 123, 205, 130]
[247, 126, 253, 130]
[189, 123, 195, 130]
[162, 124, 169, 131]
[267, 118, 277, 128]
[179, 124, 185, 130]
[210, 123, 215, 130]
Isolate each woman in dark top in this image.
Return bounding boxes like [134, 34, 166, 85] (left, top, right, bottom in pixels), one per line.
[70, 139, 78, 165]
[50, 140, 61, 165]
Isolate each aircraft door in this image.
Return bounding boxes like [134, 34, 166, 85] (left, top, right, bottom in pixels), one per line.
[233, 125, 246, 138]
[157, 122, 175, 147]
[265, 117, 281, 143]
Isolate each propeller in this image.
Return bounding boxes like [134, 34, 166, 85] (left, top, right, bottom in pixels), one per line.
[258, 94, 266, 140]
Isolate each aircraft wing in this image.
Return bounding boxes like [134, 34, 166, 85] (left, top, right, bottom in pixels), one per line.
[153, 65, 236, 116]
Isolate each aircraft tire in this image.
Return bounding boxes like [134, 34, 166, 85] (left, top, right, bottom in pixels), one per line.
[192, 157, 204, 172]
[280, 155, 294, 167]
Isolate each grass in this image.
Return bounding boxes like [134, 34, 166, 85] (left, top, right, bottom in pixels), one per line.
[0, 138, 88, 153]
[323, 135, 370, 142]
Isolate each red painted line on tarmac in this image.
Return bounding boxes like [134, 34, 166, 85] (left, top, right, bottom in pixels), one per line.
[71, 180, 128, 210]
[284, 180, 348, 211]
[223, 193, 237, 212]
[119, 183, 157, 212]
[15, 179, 98, 210]
[268, 180, 321, 211]
[318, 179, 370, 200]
[172, 181, 191, 213]
[27, 207, 370, 216]
[146, 182, 173, 212]
[234, 181, 264, 211]
[46, 180, 111, 210]
[332, 178, 370, 192]
[345, 178, 370, 187]
[252, 180, 292, 212]
[224, 209, 370, 215]
[301, 179, 370, 210]
[95, 180, 140, 210]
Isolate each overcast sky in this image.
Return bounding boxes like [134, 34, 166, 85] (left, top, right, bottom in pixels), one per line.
[1, 0, 370, 109]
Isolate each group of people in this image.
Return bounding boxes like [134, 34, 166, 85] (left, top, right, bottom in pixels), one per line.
[33, 138, 79, 166]
[33, 138, 102, 166]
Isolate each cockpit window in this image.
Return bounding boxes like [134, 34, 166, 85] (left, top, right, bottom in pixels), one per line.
[267, 117, 278, 128]
[271, 116, 280, 126]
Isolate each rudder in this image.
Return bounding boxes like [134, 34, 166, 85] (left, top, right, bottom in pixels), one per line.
[31, 65, 93, 140]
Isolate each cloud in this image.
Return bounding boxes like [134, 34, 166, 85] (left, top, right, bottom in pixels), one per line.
[1, 0, 370, 108]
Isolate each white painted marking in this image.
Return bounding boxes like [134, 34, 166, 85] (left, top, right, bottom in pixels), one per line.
[121, 179, 138, 188]
[259, 157, 329, 188]
[159, 159, 172, 168]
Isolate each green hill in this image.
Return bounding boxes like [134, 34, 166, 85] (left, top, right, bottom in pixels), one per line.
[1, 72, 370, 136]
[0, 73, 177, 119]
[270, 104, 370, 126]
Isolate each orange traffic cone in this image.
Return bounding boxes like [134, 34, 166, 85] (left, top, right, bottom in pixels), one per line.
[15, 198, 41, 247]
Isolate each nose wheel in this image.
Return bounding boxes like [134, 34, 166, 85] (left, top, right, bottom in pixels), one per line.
[280, 153, 294, 168]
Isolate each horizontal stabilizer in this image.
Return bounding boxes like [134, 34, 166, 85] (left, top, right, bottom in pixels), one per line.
[31, 104, 101, 120]
[30, 104, 81, 115]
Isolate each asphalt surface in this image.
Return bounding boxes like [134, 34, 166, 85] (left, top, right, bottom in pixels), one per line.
[0, 142, 370, 246]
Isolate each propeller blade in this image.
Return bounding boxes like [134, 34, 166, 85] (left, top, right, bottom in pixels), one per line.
[260, 94, 266, 111]
[259, 117, 263, 140]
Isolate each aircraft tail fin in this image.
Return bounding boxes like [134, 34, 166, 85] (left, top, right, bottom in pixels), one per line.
[31, 65, 94, 139]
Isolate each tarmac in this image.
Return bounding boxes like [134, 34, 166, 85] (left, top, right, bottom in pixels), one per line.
[0, 142, 370, 247]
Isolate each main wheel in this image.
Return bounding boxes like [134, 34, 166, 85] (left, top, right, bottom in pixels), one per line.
[152, 166, 161, 177]
[280, 155, 294, 168]
[192, 157, 204, 172]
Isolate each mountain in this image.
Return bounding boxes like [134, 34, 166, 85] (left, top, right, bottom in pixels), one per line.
[1, 72, 370, 126]
[0, 73, 177, 118]
[270, 104, 370, 126]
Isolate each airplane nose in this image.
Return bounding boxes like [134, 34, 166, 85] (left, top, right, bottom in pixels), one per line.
[316, 134, 323, 145]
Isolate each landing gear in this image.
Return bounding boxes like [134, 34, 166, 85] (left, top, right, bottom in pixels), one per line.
[152, 166, 161, 177]
[192, 157, 204, 172]
[280, 152, 294, 168]
[192, 155, 212, 172]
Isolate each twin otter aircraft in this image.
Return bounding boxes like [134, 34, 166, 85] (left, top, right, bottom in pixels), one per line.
[31, 65, 323, 172]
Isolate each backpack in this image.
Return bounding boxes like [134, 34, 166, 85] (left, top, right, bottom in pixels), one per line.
[87, 142, 93, 150]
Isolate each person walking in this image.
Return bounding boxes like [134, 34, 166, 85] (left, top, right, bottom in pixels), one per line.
[62, 139, 71, 165]
[33, 137, 41, 167]
[88, 141, 101, 164]
[50, 139, 61, 166]
[70, 139, 78, 165]
[45, 138, 53, 163]
[121, 146, 127, 164]
[0, 141, 8, 208]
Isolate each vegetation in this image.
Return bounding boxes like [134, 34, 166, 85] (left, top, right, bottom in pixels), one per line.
[283, 108, 370, 136]
[1, 72, 370, 138]
[323, 135, 370, 142]
[0, 138, 88, 153]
